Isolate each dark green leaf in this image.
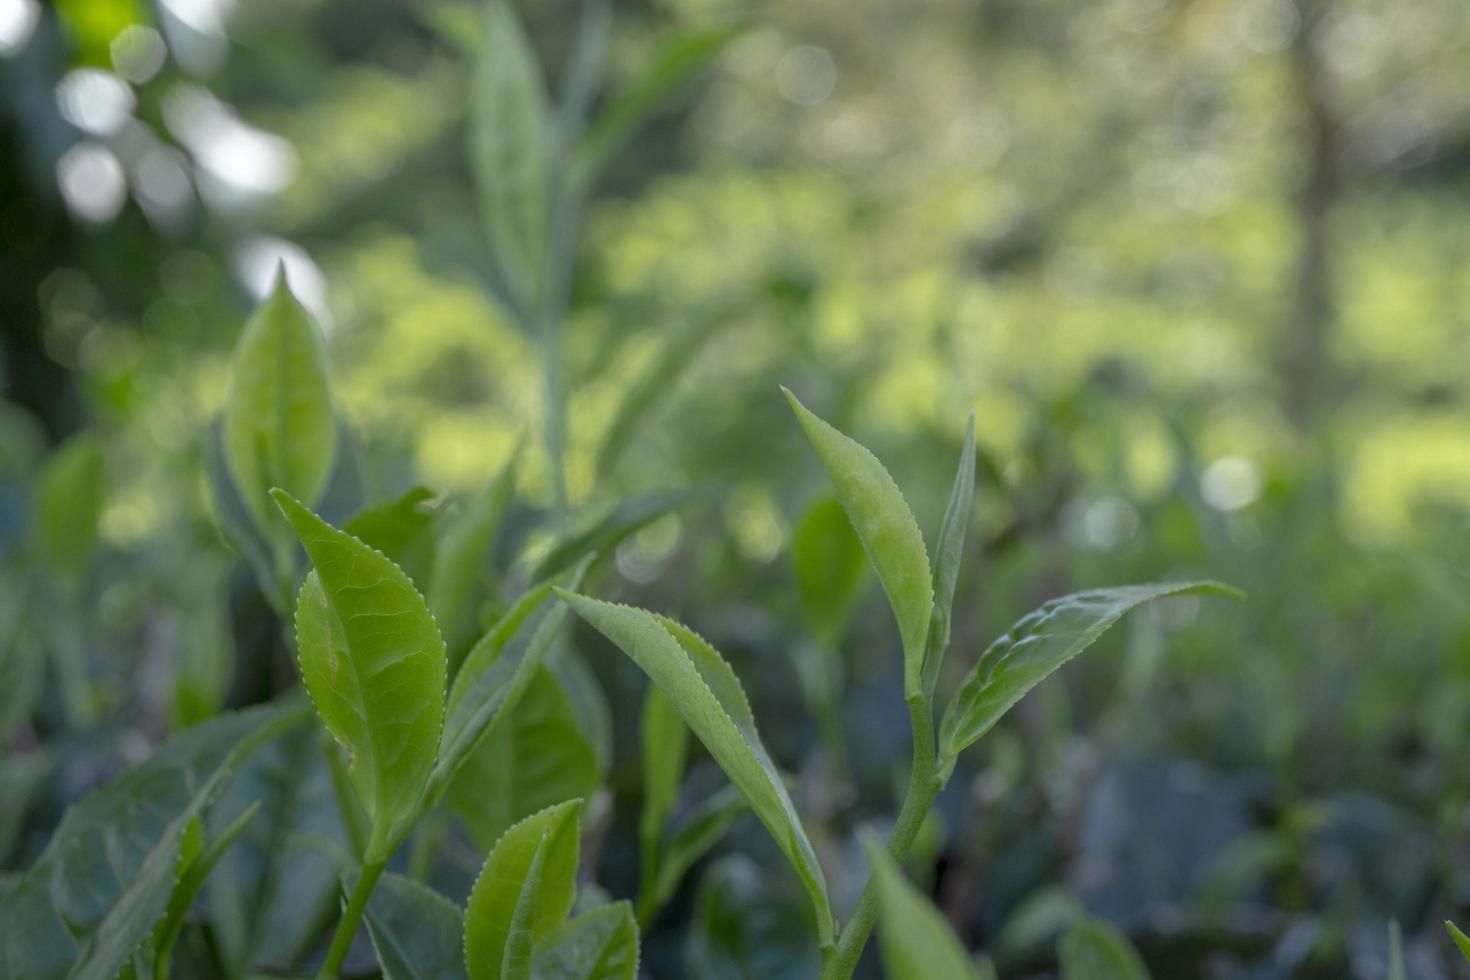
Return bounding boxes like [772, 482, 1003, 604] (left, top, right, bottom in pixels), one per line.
[345, 486, 440, 587]
[1058, 916, 1152, 980]
[365, 871, 469, 980]
[531, 901, 639, 980]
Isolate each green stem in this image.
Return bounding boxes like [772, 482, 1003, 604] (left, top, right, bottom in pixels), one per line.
[407, 809, 448, 883]
[820, 696, 944, 980]
[316, 859, 385, 979]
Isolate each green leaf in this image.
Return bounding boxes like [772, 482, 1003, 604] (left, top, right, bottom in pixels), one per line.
[205, 419, 290, 612]
[532, 491, 688, 582]
[1058, 916, 1152, 980]
[364, 872, 469, 980]
[791, 495, 868, 647]
[432, 564, 586, 806]
[557, 592, 834, 946]
[1447, 920, 1470, 964]
[574, 27, 737, 186]
[649, 786, 747, 918]
[939, 581, 1241, 761]
[150, 802, 262, 976]
[0, 698, 307, 980]
[170, 582, 234, 729]
[35, 432, 106, 587]
[449, 664, 604, 852]
[783, 388, 932, 699]
[273, 490, 447, 861]
[639, 684, 689, 856]
[531, 901, 639, 980]
[864, 835, 979, 980]
[471, 0, 550, 311]
[431, 450, 519, 660]
[922, 411, 976, 699]
[683, 855, 819, 978]
[0, 752, 49, 863]
[223, 278, 336, 545]
[465, 801, 582, 980]
[345, 486, 440, 587]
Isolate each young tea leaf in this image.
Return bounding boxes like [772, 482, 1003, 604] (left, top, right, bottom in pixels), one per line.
[783, 388, 933, 699]
[791, 495, 868, 647]
[471, 0, 549, 311]
[557, 591, 835, 946]
[1058, 916, 1152, 980]
[430, 448, 519, 661]
[922, 411, 976, 699]
[0, 697, 307, 980]
[648, 786, 747, 921]
[939, 581, 1241, 761]
[1448, 920, 1470, 964]
[864, 835, 980, 980]
[531, 901, 640, 980]
[364, 871, 468, 980]
[449, 664, 603, 851]
[344, 486, 440, 587]
[639, 684, 689, 858]
[273, 490, 447, 861]
[464, 801, 581, 980]
[223, 278, 336, 543]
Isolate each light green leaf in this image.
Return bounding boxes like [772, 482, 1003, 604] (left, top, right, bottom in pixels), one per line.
[35, 432, 106, 587]
[432, 564, 586, 806]
[791, 495, 867, 647]
[639, 684, 688, 855]
[939, 581, 1241, 761]
[223, 279, 336, 543]
[1058, 916, 1152, 980]
[345, 486, 440, 587]
[465, 801, 581, 980]
[648, 786, 746, 919]
[574, 27, 737, 186]
[531, 901, 639, 980]
[0, 697, 307, 980]
[205, 419, 290, 612]
[364, 871, 469, 980]
[557, 592, 833, 946]
[471, 0, 549, 311]
[922, 411, 976, 699]
[1447, 920, 1470, 963]
[865, 835, 979, 980]
[783, 388, 932, 699]
[431, 450, 519, 660]
[449, 665, 603, 852]
[273, 490, 447, 861]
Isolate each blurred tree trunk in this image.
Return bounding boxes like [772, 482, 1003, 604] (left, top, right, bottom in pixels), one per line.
[1281, 0, 1341, 428]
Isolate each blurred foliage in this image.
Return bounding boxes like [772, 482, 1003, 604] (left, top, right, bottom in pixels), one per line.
[4, 0, 1470, 976]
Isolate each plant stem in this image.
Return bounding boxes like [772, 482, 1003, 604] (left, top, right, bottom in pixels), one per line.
[316, 859, 384, 979]
[820, 696, 944, 980]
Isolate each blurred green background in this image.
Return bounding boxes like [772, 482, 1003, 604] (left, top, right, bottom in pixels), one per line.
[3, 0, 1470, 976]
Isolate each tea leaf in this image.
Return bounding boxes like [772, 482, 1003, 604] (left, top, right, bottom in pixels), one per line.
[170, 583, 234, 729]
[922, 411, 976, 699]
[35, 432, 106, 587]
[151, 802, 262, 975]
[531, 901, 639, 980]
[449, 665, 603, 851]
[432, 565, 586, 805]
[791, 495, 868, 647]
[532, 490, 688, 581]
[649, 786, 746, 918]
[223, 279, 336, 542]
[940, 581, 1241, 760]
[783, 388, 932, 699]
[639, 684, 689, 857]
[364, 871, 468, 980]
[205, 419, 289, 611]
[557, 591, 834, 946]
[345, 486, 440, 587]
[1058, 916, 1152, 980]
[431, 449, 519, 660]
[471, 0, 549, 311]
[0, 697, 307, 980]
[464, 801, 581, 980]
[1447, 920, 1470, 964]
[865, 835, 980, 980]
[273, 490, 447, 860]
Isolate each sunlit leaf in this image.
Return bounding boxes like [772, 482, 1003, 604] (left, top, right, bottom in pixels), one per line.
[273, 490, 446, 861]
[223, 279, 336, 547]
[465, 801, 581, 980]
[939, 582, 1241, 761]
[783, 388, 932, 699]
[1058, 916, 1152, 980]
[865, 835, 979, 980]
[557, 592, 834, 946]
[364, 871, 469, 980]
[0, 697, 307, 980]
[531, 901, 639, 980]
